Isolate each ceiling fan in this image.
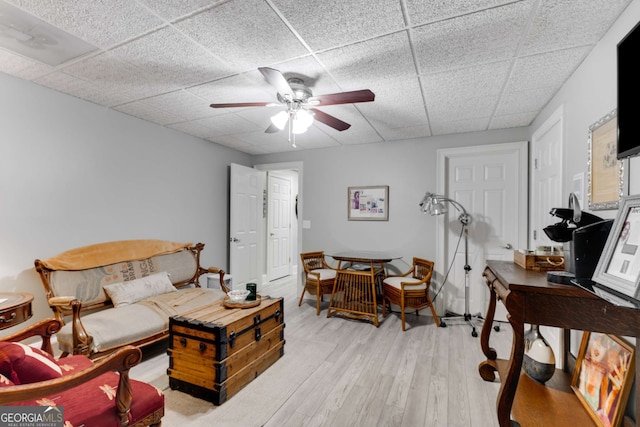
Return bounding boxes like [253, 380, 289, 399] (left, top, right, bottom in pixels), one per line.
[209, 67, 375, 146]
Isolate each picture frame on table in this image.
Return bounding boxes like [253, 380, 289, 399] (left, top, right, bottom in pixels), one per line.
[571, 331, 635, 427]
[348, 186, 388, 221]
[587, 109, 628, 210]
[592, 194, 640, 301]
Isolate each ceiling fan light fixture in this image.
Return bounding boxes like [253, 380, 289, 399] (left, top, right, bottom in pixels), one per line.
[292, 109, 314, 134]
[270, 110, 289, 130]
[296, 109, 314, 127]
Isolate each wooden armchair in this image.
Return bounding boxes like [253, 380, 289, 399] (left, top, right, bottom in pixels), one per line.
[381, 257, 440, 331]
[299, 251, 337, 315]
[0, 318, 164, 426]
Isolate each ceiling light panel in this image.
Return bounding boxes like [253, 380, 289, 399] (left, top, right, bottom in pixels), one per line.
[0, 1, 97, 66]
[7, 0, 164, 49]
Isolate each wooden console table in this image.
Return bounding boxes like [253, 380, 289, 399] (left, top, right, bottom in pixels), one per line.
[0, 292, 33, 330]
[480, 260, 640, 427]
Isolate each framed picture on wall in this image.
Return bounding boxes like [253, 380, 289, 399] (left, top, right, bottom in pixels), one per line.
[348, 186, 388, 221]
[587, 109, 628, 210]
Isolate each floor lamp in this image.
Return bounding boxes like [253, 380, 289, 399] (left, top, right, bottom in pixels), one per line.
[419, 192, 482, 337]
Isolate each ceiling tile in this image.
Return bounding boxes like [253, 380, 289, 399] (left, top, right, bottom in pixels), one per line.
[422, 61, 510, 122]
[109, 27, 233, 87]
[495, 86, 557, 116]
[34, 71, 131, 106]
[7, 0, 165, 49]
[137, 0, 220, 21]
[175, 0, 308, 72]
[431, 117, 491, 135]
[522, 0, 633, 55]
[489, 111, 538, 129]
[412, 1, 534, 74]
[406, 0, 519, 26]
[1, 0, 631, 154]
[271, 0, 405, 51]
[114, 90, 218, 125]
[506, 46, 592, 92]
[317, 32, 415, 86]
[0, 49, 53, 80]
[187, 71, 275, 107]
[182, 113, 263, 138]
[375, 124, 431, 140]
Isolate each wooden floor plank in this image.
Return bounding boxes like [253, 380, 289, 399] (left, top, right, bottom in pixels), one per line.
[130, 275, 512, 426]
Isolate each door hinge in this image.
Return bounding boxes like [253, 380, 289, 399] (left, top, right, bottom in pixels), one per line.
[534, 158, 539, 170]
[533, 230, 537, 240]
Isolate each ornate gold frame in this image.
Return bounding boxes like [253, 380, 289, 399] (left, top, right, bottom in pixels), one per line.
[587, 109, 627, 210]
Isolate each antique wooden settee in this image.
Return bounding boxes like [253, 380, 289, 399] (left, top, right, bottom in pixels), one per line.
[0, 318, 164, 426]
[34, 239, 229, 358]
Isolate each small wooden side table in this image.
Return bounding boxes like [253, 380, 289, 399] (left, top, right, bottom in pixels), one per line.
[0, 292, 33, 330]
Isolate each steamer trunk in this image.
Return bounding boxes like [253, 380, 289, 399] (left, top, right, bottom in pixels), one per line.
[167, 297, 285, 405]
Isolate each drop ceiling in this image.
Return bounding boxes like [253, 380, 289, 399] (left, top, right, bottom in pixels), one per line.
[0, 0, 633, 155]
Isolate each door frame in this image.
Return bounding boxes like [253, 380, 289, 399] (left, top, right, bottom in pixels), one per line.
[435, 141, 528, 315]
[266, 171, 295, 281]
[530, 106, 564, 246]
[255, 161, 304, 290]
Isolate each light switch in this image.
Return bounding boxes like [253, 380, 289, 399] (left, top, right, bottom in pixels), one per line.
[303, 220, 311, 229]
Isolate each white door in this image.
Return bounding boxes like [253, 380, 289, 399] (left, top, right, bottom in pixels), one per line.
[531, 107, 564, 248]
[437, 142, 528, 319]
[530, 108, 564, 368]
[267, 173, 292, 281]
[230, 163, 264, 289]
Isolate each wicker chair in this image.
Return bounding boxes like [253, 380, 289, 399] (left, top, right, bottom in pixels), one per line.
[299, 251, 337, 315]
[382, 257, 440, 331]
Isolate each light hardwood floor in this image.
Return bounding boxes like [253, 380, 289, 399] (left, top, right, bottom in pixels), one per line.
[131, 276, 512, 427]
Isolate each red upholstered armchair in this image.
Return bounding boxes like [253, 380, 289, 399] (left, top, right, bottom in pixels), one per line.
[0, 318, 164, 426]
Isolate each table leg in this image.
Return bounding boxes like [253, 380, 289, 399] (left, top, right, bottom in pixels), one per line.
[497, 297, 525, 427]
[480, 282, 498, 361]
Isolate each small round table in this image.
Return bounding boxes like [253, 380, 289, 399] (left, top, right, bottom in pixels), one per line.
[0, 292, 33, 330]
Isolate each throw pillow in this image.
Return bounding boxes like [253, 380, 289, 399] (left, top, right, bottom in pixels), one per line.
[103, 271, 177, 307]
[0, 342, 62, 384]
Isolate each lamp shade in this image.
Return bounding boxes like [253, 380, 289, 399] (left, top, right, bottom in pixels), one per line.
[270, 110, 289, 130]
[430, 201, 448, 215]
[292, 109, 314, 134]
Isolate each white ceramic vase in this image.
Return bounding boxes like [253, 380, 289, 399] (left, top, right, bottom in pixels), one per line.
[523, 324, 556, 384]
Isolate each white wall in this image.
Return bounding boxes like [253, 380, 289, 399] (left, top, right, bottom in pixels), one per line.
[0, 73, 252, 333]
[253, 128, 528, 276]
[532, 0, 640, 209]
[529, 2, 640, 420]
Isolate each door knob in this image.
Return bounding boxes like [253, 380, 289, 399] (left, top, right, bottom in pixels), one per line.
[230, 237, 240, 242]
[504, 243, 513, 249]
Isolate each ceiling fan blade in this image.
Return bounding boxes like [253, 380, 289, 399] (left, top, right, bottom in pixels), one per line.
[210, 102, 271, 108]
[265, 123, 280, 133]
[309, 89, 375, 106]
[310, 108, 351, 131]
[258, 67, 294, 100]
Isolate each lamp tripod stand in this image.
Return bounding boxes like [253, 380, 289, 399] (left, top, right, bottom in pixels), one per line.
[419, 192, 483, 337]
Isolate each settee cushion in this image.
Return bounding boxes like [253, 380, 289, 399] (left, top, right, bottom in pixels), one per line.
[9, 353, 164, 426]
[0, 342, 62, 384]
[47, 249, 198, 307]
[103, 271, 177, 307]
[56, 288, 227, 354]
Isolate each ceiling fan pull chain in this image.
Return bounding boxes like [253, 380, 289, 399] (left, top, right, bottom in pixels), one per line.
[288, 111, 296, 147]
